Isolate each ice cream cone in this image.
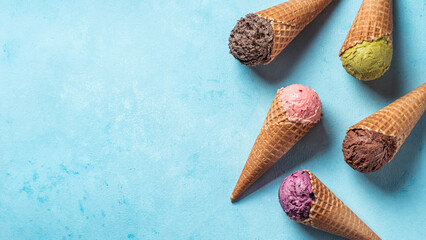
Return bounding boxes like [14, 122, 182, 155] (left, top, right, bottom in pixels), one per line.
[231, 90, 319, 202]
[298, 170, 381, 240]
[257, 0, 333, 62]
[343, 83, 426, 172]
[339, 0, 393, 56]
[229, 0, 332, 65]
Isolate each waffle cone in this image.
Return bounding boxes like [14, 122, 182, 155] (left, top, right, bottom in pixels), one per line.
[347, 83, 426, 166]
[256, 0, 333, 63]
[297, 170, 381, 239]
[339, 0, 393, 56]
[230, 91, 319, 202]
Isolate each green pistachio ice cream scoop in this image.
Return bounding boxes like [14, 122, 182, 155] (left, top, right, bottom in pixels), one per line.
[340, 37, 392, 81]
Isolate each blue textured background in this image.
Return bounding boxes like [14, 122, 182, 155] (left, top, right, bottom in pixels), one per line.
[0, 0, 424, 239]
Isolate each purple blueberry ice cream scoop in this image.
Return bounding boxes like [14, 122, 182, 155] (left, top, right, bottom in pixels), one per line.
[278, 170, 315, 220]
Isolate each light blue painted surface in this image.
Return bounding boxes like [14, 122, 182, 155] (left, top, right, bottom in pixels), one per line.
[0, 0, 424, 239]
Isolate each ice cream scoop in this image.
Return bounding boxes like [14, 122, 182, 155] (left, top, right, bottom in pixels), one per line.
[228, 14, 274, 66]
[342, 129, 397, 173]
[230, 84, 322, 202]
[279, 170, 381, 240]
[278, 170, 314, 220]
[228, 0, 333, 66]
[340, 37, 392, 81]
[279, 84, 322, 125]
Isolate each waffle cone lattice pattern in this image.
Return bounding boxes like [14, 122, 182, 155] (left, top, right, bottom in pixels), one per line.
[256, 0, 332, 62]
[300, 170, 381, 240]
[230, 92, 318, 201]
[349, 83, 426, 158]
[339, 0, 393, 56]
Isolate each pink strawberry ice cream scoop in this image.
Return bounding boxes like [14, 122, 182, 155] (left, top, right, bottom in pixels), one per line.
[278, 84, 322, 125]
[279, 170, 314, 221]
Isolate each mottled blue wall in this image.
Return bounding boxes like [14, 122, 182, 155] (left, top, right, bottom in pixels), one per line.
[0, 0, 424, 239]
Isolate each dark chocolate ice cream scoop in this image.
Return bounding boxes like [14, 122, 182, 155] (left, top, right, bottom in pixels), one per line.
[342, 129, 397, 173]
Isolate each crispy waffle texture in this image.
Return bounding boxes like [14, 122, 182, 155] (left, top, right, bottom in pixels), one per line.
[231, 91, 319, 202]
[256, 0, 333, 63]
[297, 170, 381, 240]
[339, 0, 393, 56]
[346, 83, 426, 171]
